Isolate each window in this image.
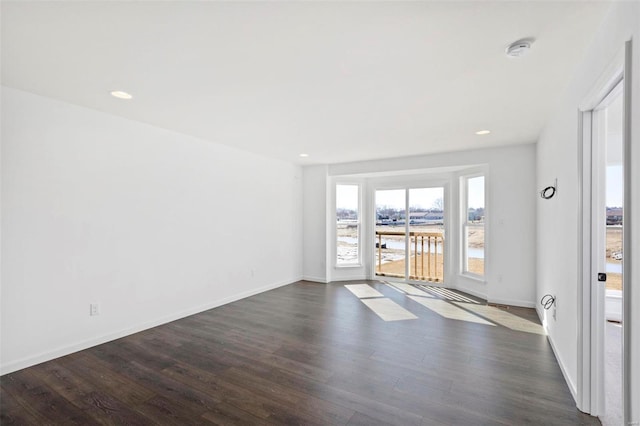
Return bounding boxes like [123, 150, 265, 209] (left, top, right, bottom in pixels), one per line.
[462, 175, 485, 277]
[336, 184, 360, 265]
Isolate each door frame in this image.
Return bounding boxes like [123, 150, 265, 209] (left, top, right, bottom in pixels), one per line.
[369, 179, 451, 286]
[577, 40, 632, 422]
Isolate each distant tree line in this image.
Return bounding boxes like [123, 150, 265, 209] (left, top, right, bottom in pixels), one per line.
[341, 204, 483, 222]
[375, 197, 444, 221]
[337, 208, 358, 220]
[606, 207, 623, 225]
[468, 207, 484, 221]
[376, 208, 444, 221]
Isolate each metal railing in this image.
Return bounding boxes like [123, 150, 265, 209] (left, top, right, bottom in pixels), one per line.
[375, 230, 444, 282]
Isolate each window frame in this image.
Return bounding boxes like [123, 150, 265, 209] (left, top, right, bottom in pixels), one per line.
[461, 173, 486, 280]
[335, 182, 362, 268]
[370, 178, 449, 284]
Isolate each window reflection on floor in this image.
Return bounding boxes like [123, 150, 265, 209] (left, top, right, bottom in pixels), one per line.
[345, 284, 384, 298]
[409, 296, 495, 326]
[360, 298, 419, 322]
[451, 302, 545, 335]
[345, 283, 418, 321]
[343, 283, 546, 335]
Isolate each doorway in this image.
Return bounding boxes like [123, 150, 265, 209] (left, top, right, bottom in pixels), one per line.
[374, 186, 446, 283]
[578, 41, 631, 425]
[592, 82, 624, 426]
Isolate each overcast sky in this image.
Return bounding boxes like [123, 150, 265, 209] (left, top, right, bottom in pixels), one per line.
[607, 165, 623, 207]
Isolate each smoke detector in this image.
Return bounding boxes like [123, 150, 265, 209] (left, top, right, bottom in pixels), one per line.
[505, 40, 532, 58]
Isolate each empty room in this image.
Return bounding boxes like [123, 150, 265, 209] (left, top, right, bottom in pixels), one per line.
[1, 1, 639, 425]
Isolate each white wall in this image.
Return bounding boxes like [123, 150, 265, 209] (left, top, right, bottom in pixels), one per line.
[303, 143, 537, 307]
[536, 1, 639, 419]
[0, 87, 303, 374]
[302, 165, 329, 282]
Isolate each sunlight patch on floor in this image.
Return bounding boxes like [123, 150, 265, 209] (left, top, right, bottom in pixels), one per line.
[408, 296, 495, 326]
[452, 302, 545, 335]
[345, 284, 418, 321]
[384, 282, 434, 297]
[345, 284, 384, 299]
[417, 285, 480, 304]
[360, 298, 418, 322]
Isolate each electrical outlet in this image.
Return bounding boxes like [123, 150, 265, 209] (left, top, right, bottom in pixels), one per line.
[90, 303, 100, 316]
[552, 297, 557, 321]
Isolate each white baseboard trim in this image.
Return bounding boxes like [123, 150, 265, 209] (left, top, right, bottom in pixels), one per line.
[547, 331, 578, 403]
[329, 275, 368, 282]
[0, 277, 298, 376]
[487, 297, 536, 309]
[453, 284, 487, 301]
[302, 275, 329, 283]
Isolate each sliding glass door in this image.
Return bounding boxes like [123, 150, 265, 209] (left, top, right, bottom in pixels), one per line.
[375, 186, 445, 283]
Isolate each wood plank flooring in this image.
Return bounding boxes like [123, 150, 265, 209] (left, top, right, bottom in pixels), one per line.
[1, 280, 600, 425]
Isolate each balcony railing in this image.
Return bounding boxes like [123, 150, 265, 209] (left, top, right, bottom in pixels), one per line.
[375, 230, 444, 282]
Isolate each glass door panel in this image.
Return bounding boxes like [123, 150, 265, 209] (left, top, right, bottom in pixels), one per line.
[409, 187, 445, 282]
[605, 96, 623, 292]
[375, 189, 406, 279]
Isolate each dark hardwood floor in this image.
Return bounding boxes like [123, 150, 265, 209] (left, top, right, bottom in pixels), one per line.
[1, 280, 599, 425]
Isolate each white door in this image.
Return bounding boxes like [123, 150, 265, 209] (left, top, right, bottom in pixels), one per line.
[591, 82, 624, 426]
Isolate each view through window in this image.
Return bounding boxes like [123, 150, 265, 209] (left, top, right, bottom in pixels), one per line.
[375, 189, 407, 279]
[409, 188, 445, 282]
[375, 187, 445, 282]
[463, 176, 485, 277]
[605, 97, 623, 292]
[336, 184, 359, 265]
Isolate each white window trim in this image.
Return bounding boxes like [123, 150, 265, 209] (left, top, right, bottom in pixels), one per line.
[334, 182, 362, 268]
[460, 172, 486, 280]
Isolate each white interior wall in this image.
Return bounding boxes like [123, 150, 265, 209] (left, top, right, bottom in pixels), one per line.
[536, 1, 639, 418]
[303, 143, 537, 307]
[0, 87, 303, 374]
[302, 165, 329, 283]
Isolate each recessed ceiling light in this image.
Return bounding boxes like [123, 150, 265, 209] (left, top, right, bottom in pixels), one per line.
[110, 90, 133, 100]
[475, 130, 491, 135]
[299, 153, 309, 158]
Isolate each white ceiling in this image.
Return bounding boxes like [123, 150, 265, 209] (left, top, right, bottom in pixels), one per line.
[1, 1, 610, 165]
